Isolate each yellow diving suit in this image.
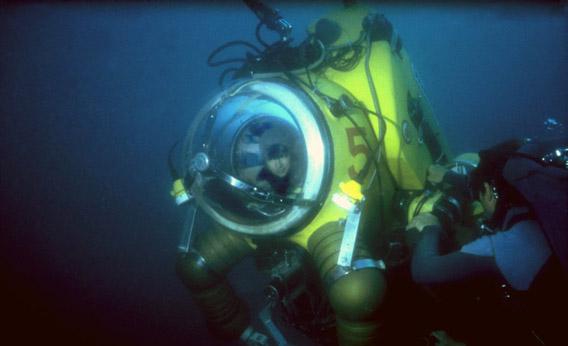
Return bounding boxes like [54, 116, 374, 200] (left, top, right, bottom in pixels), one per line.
[174, 4, 452, 345]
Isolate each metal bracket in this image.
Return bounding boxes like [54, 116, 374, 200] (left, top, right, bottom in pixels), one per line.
[177, 202, 198, 253]
[337, 198, 365, 267]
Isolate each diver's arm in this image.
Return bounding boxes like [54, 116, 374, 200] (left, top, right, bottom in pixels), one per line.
[428, 164, 469, 195]
[411, 225, 500, 284]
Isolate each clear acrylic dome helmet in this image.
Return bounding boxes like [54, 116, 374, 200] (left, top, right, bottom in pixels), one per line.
[182, 79, 332, 236]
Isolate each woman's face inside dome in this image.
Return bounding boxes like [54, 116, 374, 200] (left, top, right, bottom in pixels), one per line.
[265, 144, 291, 178]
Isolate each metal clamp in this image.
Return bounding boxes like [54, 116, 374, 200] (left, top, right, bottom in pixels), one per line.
[325, 258, 386, 289]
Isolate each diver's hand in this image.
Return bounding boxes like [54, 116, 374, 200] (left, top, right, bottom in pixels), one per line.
[427, 164, 448, 185]
[406, 213, 440, 232]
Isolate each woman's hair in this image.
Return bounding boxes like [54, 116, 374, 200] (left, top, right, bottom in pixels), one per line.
[266, 143, 289, 160]
[469, 138, 529, 227]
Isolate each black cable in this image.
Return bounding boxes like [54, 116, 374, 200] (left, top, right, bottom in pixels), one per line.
[255, 21, 270, 48]
[304, 65, 314, 89]
[328, 44, 363, 72]
[325, 30, 366, 72]
[364, 32, 387, 146]
[349, 102, 390, 139]
[207, 40, 261, 67]
[303, 43, 316, 89]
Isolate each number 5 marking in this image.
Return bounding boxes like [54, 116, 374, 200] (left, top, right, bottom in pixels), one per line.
[346, 127, 369, 179]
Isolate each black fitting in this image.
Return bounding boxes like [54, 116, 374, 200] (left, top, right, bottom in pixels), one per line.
[362, 13, 393, 43]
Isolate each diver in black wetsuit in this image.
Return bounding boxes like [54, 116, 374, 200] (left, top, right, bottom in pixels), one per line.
[408, 139, 568, 345]
[257, 143, 291, 195]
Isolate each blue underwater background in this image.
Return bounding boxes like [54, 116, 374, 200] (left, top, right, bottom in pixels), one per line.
[1, 1, 567, 345]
